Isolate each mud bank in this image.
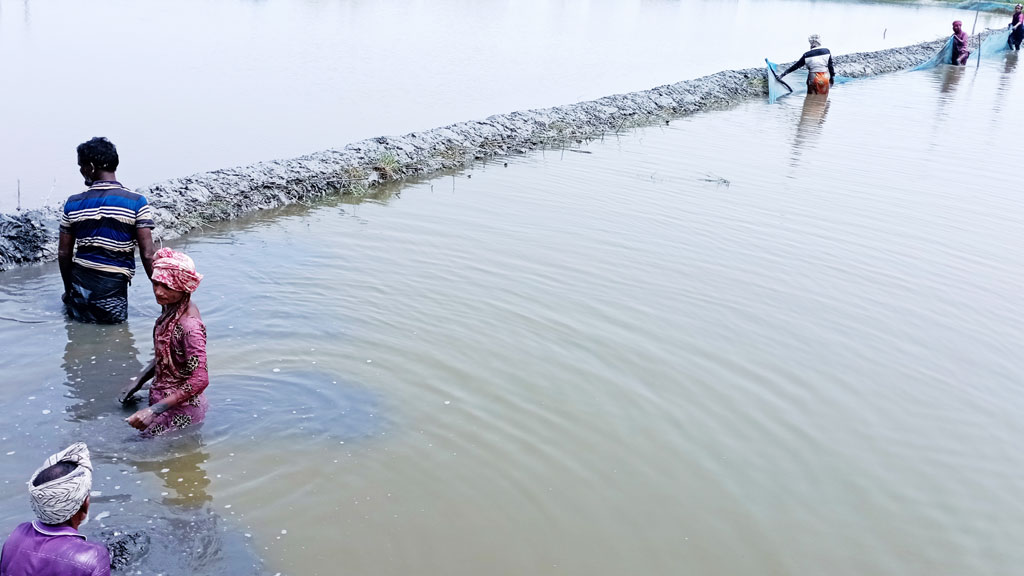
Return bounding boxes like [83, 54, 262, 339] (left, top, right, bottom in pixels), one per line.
[0, 35, 971, 270]
[0, 209, 61, 270]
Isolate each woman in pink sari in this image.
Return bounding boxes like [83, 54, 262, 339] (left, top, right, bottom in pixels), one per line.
[126, 248, 209, 436]
[951, 21, 971, 66]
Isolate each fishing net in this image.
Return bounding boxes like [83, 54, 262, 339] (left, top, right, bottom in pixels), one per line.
[914, 30, 1011, 71]
[913, 37, 955, 70]
[766, 58, 854, 103]
[979, 28, 1012, 57]
[765, 59, 793, 103]
[956, 1, 1018, 13]
[768, 29, 1010, 103]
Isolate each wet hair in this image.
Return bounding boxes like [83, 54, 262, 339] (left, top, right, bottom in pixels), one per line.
[32, 461, 78, 487]
[76, 137, 119, 172]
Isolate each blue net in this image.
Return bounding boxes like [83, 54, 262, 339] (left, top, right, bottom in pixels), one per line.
[765, 59, 854, 103]
[956, 1, 1018, 14]
[766, 59, 793, 104]
[913, 37, 955, 70]
[979, 28, 1012, 57]
[913, 31, 1011, 71]
[768, 30, 1011, 103]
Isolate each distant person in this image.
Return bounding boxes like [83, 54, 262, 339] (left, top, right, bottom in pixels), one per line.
[59, 137, 156, 324]
[951, 21, 971, 65]
[1010, 4, 1023, 51]
[126, 248, 208, 437]
[779, 34, 835, 95]
[0, 442, 110, 576]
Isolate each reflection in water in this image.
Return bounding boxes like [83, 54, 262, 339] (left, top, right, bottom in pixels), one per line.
[126, 435, 213, 509]
[927, 65, 968, 148]
[62, 321, 145, 421]
[993, 52, 1018, 115]
[55, 321, 256, 572]
[939, 64, 967, 94]
[790, 93, 831, 166]
[1004, 51, 1019, 74]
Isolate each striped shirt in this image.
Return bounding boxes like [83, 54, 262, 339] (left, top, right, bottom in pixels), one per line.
[784, 47, 835, 76]
[60, 181, 155, 278]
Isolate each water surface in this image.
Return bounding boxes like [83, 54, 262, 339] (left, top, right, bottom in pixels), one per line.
[1, 52, 1023, 574]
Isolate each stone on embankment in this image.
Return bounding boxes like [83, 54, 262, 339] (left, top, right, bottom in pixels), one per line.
[0, 208, 60, 271]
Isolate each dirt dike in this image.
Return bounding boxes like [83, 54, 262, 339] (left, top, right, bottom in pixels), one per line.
[0, 35, 963, 271]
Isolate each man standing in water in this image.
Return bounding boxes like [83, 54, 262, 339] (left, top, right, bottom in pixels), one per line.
[59, 137, 156, 324]
[779, 34, 835, 95]
[0, 443, 110, 576]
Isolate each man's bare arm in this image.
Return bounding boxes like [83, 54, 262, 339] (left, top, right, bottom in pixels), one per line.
[58, 231, 75, 297]
[137, 228, 156, 279]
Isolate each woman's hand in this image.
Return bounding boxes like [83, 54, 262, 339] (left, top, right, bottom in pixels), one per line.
[127, 407, 156, 430]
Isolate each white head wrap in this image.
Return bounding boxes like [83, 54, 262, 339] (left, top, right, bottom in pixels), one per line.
[808, 34, 822, 47]
[28, 442, 92, 525]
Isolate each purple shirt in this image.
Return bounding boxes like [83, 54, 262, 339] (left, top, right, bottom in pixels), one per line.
[0, 522, 109, 576]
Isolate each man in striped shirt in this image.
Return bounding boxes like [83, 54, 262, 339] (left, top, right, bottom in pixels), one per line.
[58, 137, 156, 324]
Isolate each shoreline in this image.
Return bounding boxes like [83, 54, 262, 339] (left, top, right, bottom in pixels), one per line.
[0, 34, 973, 271]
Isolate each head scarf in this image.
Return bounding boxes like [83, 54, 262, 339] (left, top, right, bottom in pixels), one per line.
[152, 248, 202, 380]
[808, 34, 821, 48]
[28, 442, 92, 525]
[952, 20, 966, 40]
[152, 248, 203, 293]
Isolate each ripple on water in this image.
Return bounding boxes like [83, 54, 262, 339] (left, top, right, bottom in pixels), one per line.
[203, 370, 386, 446]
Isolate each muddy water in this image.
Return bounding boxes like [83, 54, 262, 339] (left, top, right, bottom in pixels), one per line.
[0, 0, 1008, 211]
[2, 54, 1023, 574]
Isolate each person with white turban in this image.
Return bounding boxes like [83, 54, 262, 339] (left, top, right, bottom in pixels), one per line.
[126, 248, 209, 436]
[0, 443, 110, 575]
[779, 34, 836, 95]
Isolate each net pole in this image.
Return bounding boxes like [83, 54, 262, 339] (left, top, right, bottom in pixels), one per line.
[971, 10, 981, 67]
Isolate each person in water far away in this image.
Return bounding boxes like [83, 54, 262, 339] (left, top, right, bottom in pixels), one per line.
[59, 137, 156, 324]
[1010, 4, 1024, 51]
[126, 248, 209, 437]
[779, 34, 835, 95]
[951, 20, 971, 65]
[0, 442, 110, 576]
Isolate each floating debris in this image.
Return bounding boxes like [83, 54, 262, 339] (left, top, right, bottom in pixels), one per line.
[698, 173, 731, 188]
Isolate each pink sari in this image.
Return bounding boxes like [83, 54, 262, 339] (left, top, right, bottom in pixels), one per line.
[143, 297, 209, 436]
[952, 23, 971, 65]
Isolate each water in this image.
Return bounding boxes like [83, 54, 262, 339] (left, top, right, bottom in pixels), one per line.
[0, 0, 1008, 211]
[1, 48, 1023, 574]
